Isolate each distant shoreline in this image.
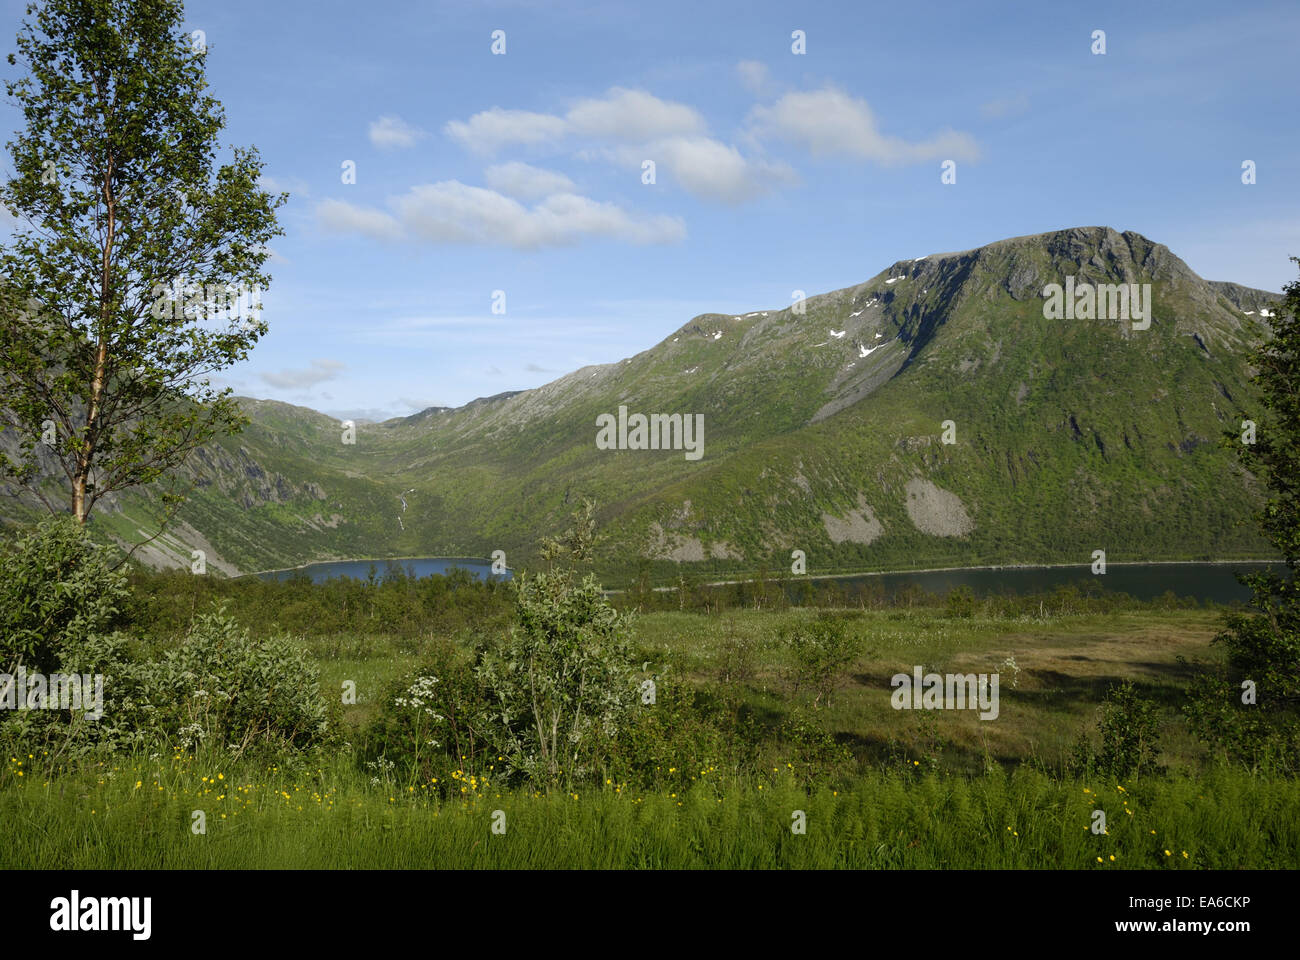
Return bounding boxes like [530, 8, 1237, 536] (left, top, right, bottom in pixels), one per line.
[239, 554, 1281, 586]
[672, 558, 1283, 592]
[240, 555, 502, 579]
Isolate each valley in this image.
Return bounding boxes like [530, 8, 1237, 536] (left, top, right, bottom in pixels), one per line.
[4, 225, 1280, 584]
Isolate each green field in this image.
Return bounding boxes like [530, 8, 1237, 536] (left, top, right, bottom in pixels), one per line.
[4, 598, 1297, 869]
[3, 755, 1296, 869]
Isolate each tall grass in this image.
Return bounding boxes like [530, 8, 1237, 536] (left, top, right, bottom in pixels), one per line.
[3, 752, 1295, 869]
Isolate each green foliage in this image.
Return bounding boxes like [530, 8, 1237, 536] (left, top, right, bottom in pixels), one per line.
[1070, 680, 1161, 779]
[606, 675, 740, 788]
[778, 706, 854, 784]
[0, 518, 332, 759]
[0, 629, 138, 761]
[1185, 668, 1297, 771]
[459, 500, 637, 787]
[134, 606, 332, 759]
[715, 622, 760, 686]
[0, 0, 285, 523]
[781, 613, 862, 706]
[944, 584, 977, 618]
[0, 514, 129, 670]
[1195, 257, 1300, 764]
[361, 646, 495, 788]
[0, 517, 138, 759]
[477, 566, 637, 787]
[123, 563, 512, 645]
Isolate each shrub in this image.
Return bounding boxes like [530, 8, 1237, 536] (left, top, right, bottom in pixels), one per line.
[361, 646, 496, 789]
[474, 501, 638, 787]
[1069, 680, 1161, 778]
[1185, 651, 1299, 772]
[0, 518, 144, 760]
[779, 706, 854, 784]
[477, 567, 637, 787]
[782, 613, 861, 707]
[944, 584, 977, 619]
[135, 606, 333, 758]
[607, 675, 739, 787]
[0, 515, 129, 672]
[716, 623, 760, 686]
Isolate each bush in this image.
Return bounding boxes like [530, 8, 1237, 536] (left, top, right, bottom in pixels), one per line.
[133, 606, 333, 759]
[477, 567, 637, 787]
[0, 515, 129, 672]
[782, 613, 861, 707]
[607, 675, 740, 787]
[1185, 573, 1300, 770]
[361, 645, 496, 790]
[944, 584, 977, 619]
[1069, 680, 1161, 779]
[716, 623, 760, 686]
[0, 518, 143, 760]
[779, 706, 854, 784]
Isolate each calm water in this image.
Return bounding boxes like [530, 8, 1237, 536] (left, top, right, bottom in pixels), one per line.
[259, 557, 1283, 605]
[817, 562, 1285, 605]
[258, 557, 510, 583]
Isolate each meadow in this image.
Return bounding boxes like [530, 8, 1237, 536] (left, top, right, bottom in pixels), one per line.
[3, 754, 1296, 869]
[4, 569, 1297, 870]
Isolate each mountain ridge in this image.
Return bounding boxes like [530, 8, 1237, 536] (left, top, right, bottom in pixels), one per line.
[1, 226, 1285, 580]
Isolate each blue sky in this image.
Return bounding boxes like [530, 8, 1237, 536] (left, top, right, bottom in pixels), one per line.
[3, 0, 1297, 419]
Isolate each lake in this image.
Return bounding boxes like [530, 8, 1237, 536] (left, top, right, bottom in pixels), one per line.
[804, 561, 1285, 605]
[257, 557, 510, 583]
[257, 556, 1283, 605]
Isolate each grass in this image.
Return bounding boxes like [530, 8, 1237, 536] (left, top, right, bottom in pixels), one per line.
[2, 752, 1295, 869]
[561, 606, 1224, 774]
[4, 601, 1296, 869]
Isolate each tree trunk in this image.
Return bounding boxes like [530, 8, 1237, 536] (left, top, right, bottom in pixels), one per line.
[77, 90, 115, 526]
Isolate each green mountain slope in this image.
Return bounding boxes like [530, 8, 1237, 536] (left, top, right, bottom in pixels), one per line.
[4, 226, 1282, 580]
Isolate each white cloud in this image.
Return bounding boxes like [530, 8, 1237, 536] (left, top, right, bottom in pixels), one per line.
[441, 88, 791, 205]
[444, 88, 704, 155]
[316, 198, 404, 240]
[259, 358, 344, 390]
[612, 137, 793, 205]
[565, 87, 706, 141]
[484, 161, 576, 200]
[749, 86, 980, 165]
[369, 114, 427, 149]
[736, 60, 770, 95]
[396, 182, 684, 247]
[444, 108, 568, 154]
[317, 181, 684, 249]
[321, 406, 402, 424]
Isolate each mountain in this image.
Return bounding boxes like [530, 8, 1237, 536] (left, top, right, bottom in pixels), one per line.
[1, 226, 1284, 581]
